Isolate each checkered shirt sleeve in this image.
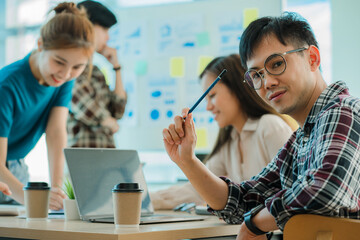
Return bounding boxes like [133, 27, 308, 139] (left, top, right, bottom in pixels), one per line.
[67, 66, 127, 148]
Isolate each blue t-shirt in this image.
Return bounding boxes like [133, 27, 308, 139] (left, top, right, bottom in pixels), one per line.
[0, 53, 74, 160]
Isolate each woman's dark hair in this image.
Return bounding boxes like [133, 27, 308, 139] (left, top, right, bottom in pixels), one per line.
[240, 12, 318, 69]
[200, 54, 289, 162]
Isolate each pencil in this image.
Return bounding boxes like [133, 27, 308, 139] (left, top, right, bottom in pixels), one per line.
[187, 69, 227, 116]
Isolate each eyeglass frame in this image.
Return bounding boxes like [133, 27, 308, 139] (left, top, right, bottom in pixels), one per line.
[243, 47, 309, 90]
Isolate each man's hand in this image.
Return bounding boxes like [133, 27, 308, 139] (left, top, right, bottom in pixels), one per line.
[237, 208, 278, 240]
[236, 223, 267, 240]
[101, 116, 120, 133]
[99, 46, 119, 68]
[162, 108, 197, 166]
[49, 187, 66, 210]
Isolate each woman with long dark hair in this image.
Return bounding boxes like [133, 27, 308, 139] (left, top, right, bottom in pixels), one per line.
[151, 54, 296, 209]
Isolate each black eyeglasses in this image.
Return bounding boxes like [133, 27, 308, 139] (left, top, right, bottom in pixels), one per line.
[244, 47, 308, 90]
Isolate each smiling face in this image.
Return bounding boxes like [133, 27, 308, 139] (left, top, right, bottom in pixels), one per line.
[246, 34, 318, 121]
[37, 47, 89, 87]
[201, 72, 244, 129]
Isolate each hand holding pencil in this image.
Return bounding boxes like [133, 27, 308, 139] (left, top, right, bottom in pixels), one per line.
[163, 69, 227, 166]
[163, 107, 197, 166]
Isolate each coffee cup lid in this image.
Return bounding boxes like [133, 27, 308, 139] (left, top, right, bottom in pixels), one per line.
[23, 182, 50, 190]
[112, 183, 143, 192]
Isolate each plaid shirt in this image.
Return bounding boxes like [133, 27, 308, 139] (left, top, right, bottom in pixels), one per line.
[210, 81, 360, 230]
[67, 66, 127, 148]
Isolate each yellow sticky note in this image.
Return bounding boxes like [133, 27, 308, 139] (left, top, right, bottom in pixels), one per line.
[170, 57, 185, 78]
[243, 8, 259, 28]
[196, 128, 208, 149]
[100, 67, 110, 85]
[197, 56, 214, 75]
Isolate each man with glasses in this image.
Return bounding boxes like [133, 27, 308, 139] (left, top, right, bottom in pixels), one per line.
[162, 12, 360, 240]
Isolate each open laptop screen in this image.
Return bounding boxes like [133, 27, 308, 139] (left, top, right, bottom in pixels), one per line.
[64, 148, 153, 220]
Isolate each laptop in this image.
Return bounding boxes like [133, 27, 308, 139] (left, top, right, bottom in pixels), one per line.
[64, 148, 205, 224]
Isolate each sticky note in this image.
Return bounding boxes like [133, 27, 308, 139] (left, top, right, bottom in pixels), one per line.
[196, 32, 210, 47]
[100, 67, 110, 85]
[243, 8, 259, 28]
[197, 56, 214, 75]
[196, 127, 209, 148]
[170, 57, 185, 78]
[135, 60, 148, 76]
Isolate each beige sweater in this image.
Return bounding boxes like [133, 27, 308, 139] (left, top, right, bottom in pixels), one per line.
[150, 114, 294, 210]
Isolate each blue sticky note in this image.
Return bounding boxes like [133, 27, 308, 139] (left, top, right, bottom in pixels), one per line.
[135, 60, 148, 76]
[196, 32, 210, 47]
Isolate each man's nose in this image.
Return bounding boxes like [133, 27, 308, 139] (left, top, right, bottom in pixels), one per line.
[262, 72, 279, 89]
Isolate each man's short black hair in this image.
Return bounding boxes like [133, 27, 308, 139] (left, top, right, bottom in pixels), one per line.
[239, 12, 318, 69]
[77, 0, 117, 28]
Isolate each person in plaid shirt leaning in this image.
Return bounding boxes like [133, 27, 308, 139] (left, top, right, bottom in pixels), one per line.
[162, 12, 360, 240]
[67, 1, 127, 148]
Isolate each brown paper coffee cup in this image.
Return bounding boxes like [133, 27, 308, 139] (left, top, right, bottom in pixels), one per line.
[23, 182, 50, 220]
[112, 183, 143, 228]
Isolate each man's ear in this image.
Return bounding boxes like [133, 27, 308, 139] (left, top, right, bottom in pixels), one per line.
[308, 45, 321, 71]
[37, 38, 43, 52]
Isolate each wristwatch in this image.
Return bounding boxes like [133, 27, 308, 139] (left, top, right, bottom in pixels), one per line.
[113, 65, 121, 71]
[244, 204, 268, 235]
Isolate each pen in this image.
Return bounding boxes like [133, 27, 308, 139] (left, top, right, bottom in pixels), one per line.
[185, 69, 227, 118]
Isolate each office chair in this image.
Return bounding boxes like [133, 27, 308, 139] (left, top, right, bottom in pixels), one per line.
[283, 214, 360, 240]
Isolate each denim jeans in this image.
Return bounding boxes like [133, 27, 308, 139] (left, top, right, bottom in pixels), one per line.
[0, 159, 29, 204]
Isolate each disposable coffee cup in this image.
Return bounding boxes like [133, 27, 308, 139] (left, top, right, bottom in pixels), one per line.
[112, 183, 143, 228]
[23, 182, 50, 220]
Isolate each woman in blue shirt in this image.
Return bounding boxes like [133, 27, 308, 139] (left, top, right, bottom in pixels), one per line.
[0, 2, 95, 210]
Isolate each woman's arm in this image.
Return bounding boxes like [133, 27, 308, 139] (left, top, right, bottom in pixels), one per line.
[0, 181, 11, 195]
[46, 107, 67, 210]
[0, 137, 24, 203]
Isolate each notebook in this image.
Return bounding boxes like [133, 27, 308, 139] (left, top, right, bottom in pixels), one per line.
[0, 204, 25, 216]
[64, 148, 205, 224]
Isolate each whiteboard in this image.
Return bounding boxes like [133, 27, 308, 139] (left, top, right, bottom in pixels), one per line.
[102, 0, 283, 152]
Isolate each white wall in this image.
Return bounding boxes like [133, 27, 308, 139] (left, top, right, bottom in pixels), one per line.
[331, 0, 360, 97]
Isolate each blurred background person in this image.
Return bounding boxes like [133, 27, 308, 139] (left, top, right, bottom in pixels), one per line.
[67, 0, 127, 148]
